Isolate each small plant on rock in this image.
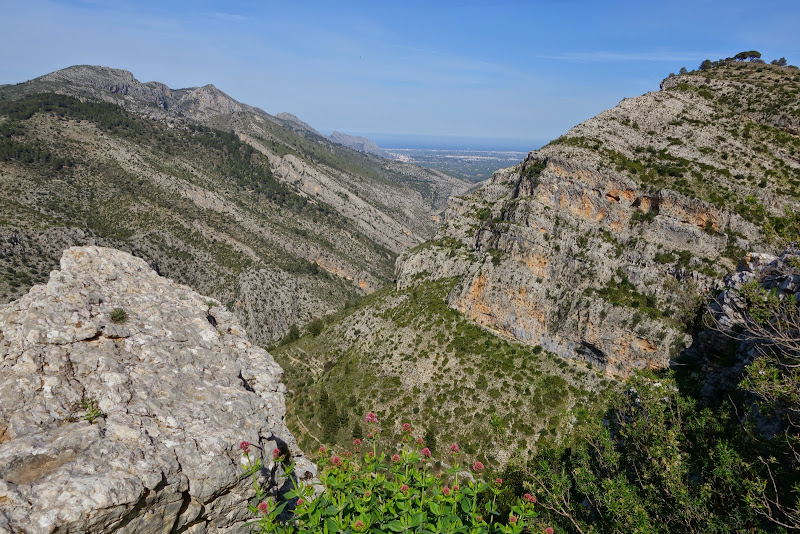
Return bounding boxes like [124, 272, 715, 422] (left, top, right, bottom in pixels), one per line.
[110, 307, 128, 324]
[80, 397, 104, 424]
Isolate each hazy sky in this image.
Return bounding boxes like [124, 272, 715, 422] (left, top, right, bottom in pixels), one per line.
[2, 0, 799, 149]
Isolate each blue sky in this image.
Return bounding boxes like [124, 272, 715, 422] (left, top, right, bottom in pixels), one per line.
[2, 0, 799, 150]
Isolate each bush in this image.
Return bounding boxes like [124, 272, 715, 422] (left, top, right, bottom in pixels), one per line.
[281, 324, 300, 345]
[240, 416, 550, 533]
[307, 318, 325, 337]
[525, 374, 764, 532]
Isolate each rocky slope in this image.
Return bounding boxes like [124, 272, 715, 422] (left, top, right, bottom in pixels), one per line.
[0, 65, 470, 344]
[395, 61, 800, 378]
[273, 277, 614, 469]
[0, 246, 312, 533]
[327, 131, 389, 158]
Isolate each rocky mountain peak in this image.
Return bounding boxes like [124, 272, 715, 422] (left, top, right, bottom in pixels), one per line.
[178, 83, 243, 117]
[39, 64, 173, 108]
[0, 64, 470, 346]
[0, 246, 312, 532]
[275, 112, 324, 137]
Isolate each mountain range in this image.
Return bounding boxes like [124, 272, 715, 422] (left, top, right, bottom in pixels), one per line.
[0, 58, 799, 532]
[273, 60, 800, 464]
[0, 65, 470, 345]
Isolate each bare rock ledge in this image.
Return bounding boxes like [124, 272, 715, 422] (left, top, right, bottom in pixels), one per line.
[0, 246, 314, 533]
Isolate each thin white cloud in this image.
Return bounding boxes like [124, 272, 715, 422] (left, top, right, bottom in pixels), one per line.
[538, 50, 728, 62]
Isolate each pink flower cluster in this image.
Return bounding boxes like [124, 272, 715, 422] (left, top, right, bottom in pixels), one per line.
[450, 443, 460, 454]
[257, 501, 268, 514]
[402, 422, 412, 433]
[239, 440, 250, 453]
[472, 461, 484, 472]
[523, 493, 537, 504]
[400, 484, 409, 493]
[544, 528, 554, 534]
[332, 455, 343, 466]
[365, 412, 378, 424]
[421, 447, 431, 458]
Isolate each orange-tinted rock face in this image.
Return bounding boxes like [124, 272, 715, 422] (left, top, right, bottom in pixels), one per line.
[462, 273, 493, 322]
[454, 270, 548, 346]
[398, 64, 799, 379]
[639, 196, 657, 212]
[519, 253, 549, 278]
[659, 195, 719, 230]
[398, 157, 727, 378]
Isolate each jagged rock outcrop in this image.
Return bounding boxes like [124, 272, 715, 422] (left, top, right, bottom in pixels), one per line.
[0, 246, 314, 533]
[683, 245, 800, 405]
[178, 84, 244, 119]
[397, 62, 800, 377]
[38, 65, 174, 110]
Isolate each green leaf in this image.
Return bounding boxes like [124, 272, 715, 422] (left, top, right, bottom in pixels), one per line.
[324, 505, 340, 516]
[410, 512, 427, 528]
[325, 517, 338, 534]
[460, 498, 472, 514]
[386, 520, 406, 532]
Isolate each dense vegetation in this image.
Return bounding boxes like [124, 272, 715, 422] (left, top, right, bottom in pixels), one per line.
[241, 427, 547, 533]
[519, 252, 800, 533]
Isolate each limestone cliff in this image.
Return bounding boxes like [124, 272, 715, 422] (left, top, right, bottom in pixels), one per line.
[397, 61, 800, 377]
[0, 246, 313, 533]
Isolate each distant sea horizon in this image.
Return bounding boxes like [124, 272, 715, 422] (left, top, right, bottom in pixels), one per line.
[346, 132, 548, 153]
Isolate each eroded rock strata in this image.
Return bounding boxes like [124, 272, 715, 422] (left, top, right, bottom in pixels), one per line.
[397, 62, 800, 377]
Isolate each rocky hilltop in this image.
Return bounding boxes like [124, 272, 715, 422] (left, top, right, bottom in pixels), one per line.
[0, 246, 311, 533]
[396, 61, 800, 377]
[0, 66, 470, 344]
[327, 131, 389, 158]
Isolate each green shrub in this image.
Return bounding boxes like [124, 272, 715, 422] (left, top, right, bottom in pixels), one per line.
[239, 418, 547, 533]
[307, 318, 325, 337]
[110, 307, 128, 324]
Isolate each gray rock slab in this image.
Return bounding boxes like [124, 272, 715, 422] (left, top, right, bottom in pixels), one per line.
[0, 246, 314, 533]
